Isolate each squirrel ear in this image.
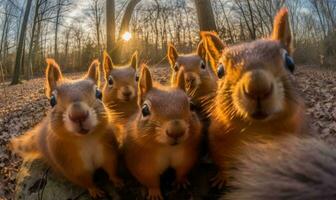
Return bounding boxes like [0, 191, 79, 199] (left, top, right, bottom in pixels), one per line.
[138, 64, 153, 105]
[103, 51, 114, 80]
[271, 8, 292, 55]
[45, 58, 63, 98]
[175, 69, 186, 92]
[167, 43, 178, 67]
[86, 59, 100, 86]
[196, 41, 206, 60]
[201, 31, 225, 62]
[130, 51, 138, 70]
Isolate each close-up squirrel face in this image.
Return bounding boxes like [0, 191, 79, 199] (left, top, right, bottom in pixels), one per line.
[216, 40, 295, 121]
[202, 9, 297, 122]
[46, 59, 108, 136]
[168, 42, 213, 96]
[137, 66, 198, 146]
[102, 51, 138, 103]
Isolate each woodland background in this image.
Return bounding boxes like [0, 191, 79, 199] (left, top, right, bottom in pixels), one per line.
[0, 0, 336, 85]
[0, 0, 336, 199]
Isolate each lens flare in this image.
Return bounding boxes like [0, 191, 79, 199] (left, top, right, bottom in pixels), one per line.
[122, 32, 132, 41]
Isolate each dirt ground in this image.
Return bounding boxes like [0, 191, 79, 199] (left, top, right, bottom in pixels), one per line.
[0, 65, 335, 200]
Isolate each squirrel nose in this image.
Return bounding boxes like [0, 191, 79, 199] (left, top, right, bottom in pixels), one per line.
[166, 120, 185, 140]
[185, 75, 195, 84]
[69, 103, 89, 123]
[242, 70, 273, 100]
[122, 90, 132, 97]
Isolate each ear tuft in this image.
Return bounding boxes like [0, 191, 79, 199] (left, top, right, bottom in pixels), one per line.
[103, 50, 114, 80]
[201, 31, 225, 61]
[167, 43, 179, 66]
[175, 69, 186, 92]
[45, 58, 63, 98]
[86, 59, 100, 86]
[138, 64, 153, 105]
[272, 8, 292, 55]
[196, 41, 206, 60]
[130, 51, 138, 70]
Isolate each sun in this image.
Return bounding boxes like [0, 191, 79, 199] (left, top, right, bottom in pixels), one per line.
[122, 32, 132, 41]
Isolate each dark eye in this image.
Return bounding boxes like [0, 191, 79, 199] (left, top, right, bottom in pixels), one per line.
[174, 63, 179, 72]
[285, 53, 295, 73]
[141, 104, 150, 117]
[190, 102, 197, 112]
[135, 74, 139, 82]
[50, 95, 57, 107]
[96, 89, 102, 100]
[217, 64, 225, 78]
[108, 76, 113, 85]
[200, 60, 206, 70]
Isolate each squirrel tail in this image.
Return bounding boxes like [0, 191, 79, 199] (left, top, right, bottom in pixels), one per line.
[10, 129, 41, 160]
[222, 136, 336, 200]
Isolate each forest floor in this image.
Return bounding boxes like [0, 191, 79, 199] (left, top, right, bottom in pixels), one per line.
[0, 65, 336, 200]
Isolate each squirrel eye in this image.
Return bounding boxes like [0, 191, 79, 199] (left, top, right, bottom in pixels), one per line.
[108, 76, 113, 85]
[200, 60, 206, 70]
[141, 104, 150, 117]
[135, 74, 139, 82]
[217, 64, 225, 78]
[50, 95, 57, 107]
[190, 102, 197, 112]
[95, 89, 102, 100]
[173, 63, 179, 72]
[285, 53, 295, 73]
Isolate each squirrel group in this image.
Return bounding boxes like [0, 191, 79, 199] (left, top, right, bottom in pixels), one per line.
[10, 8, 332, 200]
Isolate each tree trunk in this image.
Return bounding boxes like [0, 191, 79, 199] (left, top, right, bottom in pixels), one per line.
[106, 0, 115, 53]
[114, 0, 141, 63]
[194, 0, 217, 31]
[27, 0, 41, 80]
[11, 0, 33, 85]
[54, 0, 61, 60]
[0, 13, 8, 58]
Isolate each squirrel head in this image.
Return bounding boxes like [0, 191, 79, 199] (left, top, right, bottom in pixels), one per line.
[45, 59, 108, 137]
[136, 65, 200, 146]
[201, 8, 298, 122]
[102, 51, 138, 104]
[168, 42, 215, 99]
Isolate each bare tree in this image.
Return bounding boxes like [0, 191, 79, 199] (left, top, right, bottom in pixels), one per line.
[106, 0, 115, 53]
[87, 0, 104, 55]
[11, 0, 33, 85]
[194, 0, 217, 31]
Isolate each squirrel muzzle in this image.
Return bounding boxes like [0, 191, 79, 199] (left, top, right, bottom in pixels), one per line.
[65, 102, 97, 135]
[165, 120, 187, 145]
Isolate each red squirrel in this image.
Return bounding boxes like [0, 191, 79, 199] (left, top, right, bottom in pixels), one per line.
[11, 59, 122, 198]
[167, 42, 217, 116]
[122, 65, 202, 200]
[201, 8, 307, 188]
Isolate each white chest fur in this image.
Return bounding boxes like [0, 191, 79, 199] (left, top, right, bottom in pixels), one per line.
[78, 137, 104, 171]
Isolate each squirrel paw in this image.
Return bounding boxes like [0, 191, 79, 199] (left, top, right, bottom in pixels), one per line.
[88, 187, 105, 199]
[147, 188, 163, 200]
[210, 172, 227, 189]
[174, 178, 190, 190]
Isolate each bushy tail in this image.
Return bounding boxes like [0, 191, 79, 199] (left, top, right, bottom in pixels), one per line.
[223, 136, 336, 200]
[10, 129, 41, 160]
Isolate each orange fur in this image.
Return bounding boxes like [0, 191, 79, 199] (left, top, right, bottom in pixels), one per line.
[272, 8, 292, 55]
[11, 59, 122, 198]
[167, 42, 217, 119]
[201, 8, 307, 188]
[102, 51, 139, 144]
[122, 66, 202, 200]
